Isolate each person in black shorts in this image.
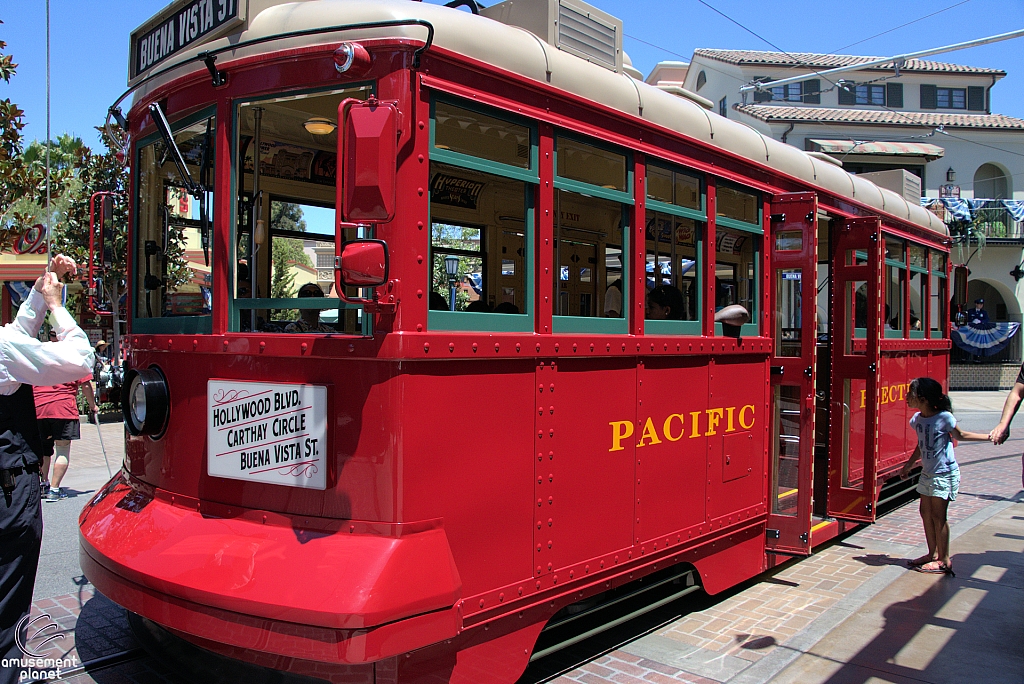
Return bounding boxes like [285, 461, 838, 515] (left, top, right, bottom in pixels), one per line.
[34, 351, 97, 502]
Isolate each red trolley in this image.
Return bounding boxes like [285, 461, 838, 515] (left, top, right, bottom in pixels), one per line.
[80, 1, 951, 682]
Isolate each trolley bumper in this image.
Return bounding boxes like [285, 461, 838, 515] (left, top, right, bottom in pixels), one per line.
[79, 474, 462, 663]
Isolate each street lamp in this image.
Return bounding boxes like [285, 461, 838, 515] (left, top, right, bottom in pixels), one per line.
[444, 254, 460, 311]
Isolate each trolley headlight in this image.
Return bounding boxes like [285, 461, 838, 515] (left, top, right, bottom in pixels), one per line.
[122, 367, 169, 437]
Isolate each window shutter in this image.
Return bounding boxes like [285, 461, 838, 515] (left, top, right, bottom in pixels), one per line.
[886, 82, 903, 108]
[753, 77, 771, 103]
[920, 84, 937, 110]
[967, 86, 986, 111]
[838, 82, 856, 105]
[803, 79, 820, 104]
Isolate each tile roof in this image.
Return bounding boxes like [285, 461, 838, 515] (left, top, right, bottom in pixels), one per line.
[733, 105, 1024, 129]
[694, 49, 1005, 76]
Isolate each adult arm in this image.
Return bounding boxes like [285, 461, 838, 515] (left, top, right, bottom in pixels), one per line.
[991, 381, 1024, 445]
[0, 271, 94, 391]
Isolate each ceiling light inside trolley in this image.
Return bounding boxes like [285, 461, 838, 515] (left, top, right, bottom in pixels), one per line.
[333, 42, 371, 75]
[303, 117, 337, 135]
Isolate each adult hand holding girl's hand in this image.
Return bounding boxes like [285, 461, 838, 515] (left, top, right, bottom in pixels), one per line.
[989, 424, 1010, 445]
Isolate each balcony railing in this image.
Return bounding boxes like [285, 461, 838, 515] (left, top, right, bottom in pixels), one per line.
[924, 203, 1024, 240]
[951, 314, 1024, 365]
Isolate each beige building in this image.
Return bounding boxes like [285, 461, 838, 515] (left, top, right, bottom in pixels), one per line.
[649, 50, 1024, 387]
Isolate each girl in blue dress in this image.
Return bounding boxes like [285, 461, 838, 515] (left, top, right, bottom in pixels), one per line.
[900, 377, 987, 576]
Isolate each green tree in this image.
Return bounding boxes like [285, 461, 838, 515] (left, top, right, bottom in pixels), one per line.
[269, 202, 313, 317]
[0, 24, 35, 249]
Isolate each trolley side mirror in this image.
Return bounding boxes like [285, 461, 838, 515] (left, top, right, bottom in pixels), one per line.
[338, 98, 398, 224]
[337, 239, 389, 288]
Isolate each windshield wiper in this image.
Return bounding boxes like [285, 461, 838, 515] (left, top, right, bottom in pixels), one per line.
[148, 102, 201, 197]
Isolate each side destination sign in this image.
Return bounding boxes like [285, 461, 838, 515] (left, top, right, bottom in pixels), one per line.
[130, 0, 243, 82]
[208, 380, 327, 490]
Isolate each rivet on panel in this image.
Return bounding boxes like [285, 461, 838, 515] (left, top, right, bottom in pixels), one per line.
[417, 254, 424, 263]
[223, 339, 229, 349]
[516, 343, 521, 352]
[348, 344, 355, 353]
[418, 120, 425, 129]
[259, 341, 266, 352]
[424, 343, 430, 352]
[192, 339, 198, 349]
[495, 343, 500, 352]
[417, 324, 423, 331]
[417, 187, 424, 196]
[417, 221, 424, 229]
[301, 342, 308, 354]
[449, 343, 455, 352]
[472, 343, 478, 352]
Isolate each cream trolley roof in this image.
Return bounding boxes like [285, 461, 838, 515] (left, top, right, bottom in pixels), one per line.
[132, 0, 947, 235]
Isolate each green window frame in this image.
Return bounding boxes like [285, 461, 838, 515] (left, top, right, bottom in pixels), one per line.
[132, 105, 217, 335]
[230, 83, 374, 335]
[714, 182, 761, 337]
[645, 161, 705, 336]
[929, 250, 947, 339]
[884, 236, 906, 338]
[552, 132, 633, 334]
[908, 243, 928, 339]
[428, 97, 538, 332]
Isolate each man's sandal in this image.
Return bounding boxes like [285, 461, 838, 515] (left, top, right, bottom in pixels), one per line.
[907, 556, 934, 568]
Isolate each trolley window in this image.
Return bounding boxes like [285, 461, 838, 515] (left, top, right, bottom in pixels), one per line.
[428, 164, 532, 329]
[645, 162, 704, 335]
[714, 183, 761, 336]
[884, 236, 906, 337]
[553, 134, 631, 334]
[232, 85, 372, 334]
[908, 243, 928, 338]
[929, 250, 947, 338]
[428, 98, 536, 331]
[134, 108, 215, 334]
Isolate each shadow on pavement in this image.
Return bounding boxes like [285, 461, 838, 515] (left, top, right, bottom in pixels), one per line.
[819, 547, 1024, 684]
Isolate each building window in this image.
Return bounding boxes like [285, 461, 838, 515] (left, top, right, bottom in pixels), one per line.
[936, 87, 967, 109]
[855, 84, 885, 105]
[771, 82, 802, 102]
[695, 70, 707, 91]
[839, 81, 894, 107]
[719, 96, 727, 118]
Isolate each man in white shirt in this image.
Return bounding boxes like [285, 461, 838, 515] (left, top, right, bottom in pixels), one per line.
[0, 256, 94, 684]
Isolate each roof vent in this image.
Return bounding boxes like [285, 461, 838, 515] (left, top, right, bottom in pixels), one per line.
[480, 0, 623, 73]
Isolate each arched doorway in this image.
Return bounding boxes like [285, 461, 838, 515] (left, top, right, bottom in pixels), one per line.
[966, 279, 1015, 320]
[974, 163, 1010, 199]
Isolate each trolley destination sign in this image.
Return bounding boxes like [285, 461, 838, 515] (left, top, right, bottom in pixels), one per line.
[207, 380, 327, 490]
[130, 0, 245, 82]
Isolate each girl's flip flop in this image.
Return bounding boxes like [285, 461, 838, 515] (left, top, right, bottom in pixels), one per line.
[915, 561, 955, 577]
[907, 556, 933, 568]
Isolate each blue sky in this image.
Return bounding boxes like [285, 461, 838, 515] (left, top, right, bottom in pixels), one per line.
[1, 0, 1022, 148]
